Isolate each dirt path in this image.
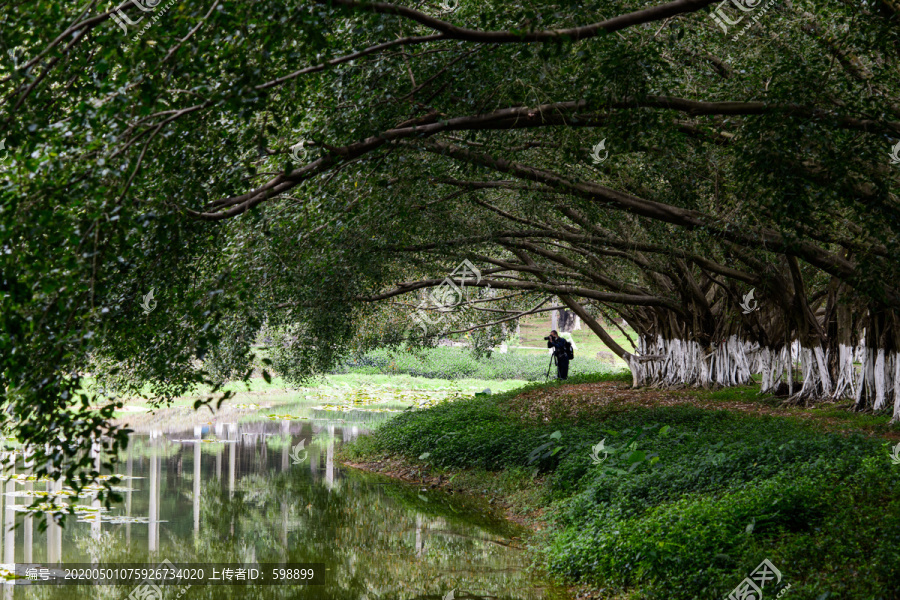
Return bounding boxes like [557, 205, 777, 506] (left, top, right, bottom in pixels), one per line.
[496, 380, 900, 441]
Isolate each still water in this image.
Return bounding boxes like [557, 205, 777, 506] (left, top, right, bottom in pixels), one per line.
[2, 411, 566, 599]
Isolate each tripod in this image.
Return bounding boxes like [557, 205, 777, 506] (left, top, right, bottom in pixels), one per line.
[545, 352, 557, 380]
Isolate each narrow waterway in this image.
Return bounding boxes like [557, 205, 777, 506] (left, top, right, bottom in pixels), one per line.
[3, 408, 567, 599]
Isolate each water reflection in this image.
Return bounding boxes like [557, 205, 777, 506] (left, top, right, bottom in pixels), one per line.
[4, 413, 566, 599]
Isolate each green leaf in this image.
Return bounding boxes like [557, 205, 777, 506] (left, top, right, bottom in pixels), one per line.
[626, 451, 646, 464]
[419, 452, 431, 460]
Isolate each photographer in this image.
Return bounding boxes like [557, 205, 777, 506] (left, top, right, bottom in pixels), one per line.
[545, 330, 570, 380]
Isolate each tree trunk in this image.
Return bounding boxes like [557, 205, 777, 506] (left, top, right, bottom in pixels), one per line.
[557, 309, 577, 332]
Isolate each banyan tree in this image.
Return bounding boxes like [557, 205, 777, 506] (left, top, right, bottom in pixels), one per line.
[2, 0, 900, 497]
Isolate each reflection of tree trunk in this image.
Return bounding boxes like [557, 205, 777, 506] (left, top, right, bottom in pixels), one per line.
[193, 434, 201, 537]
[91, 442, 101, 563]
[415, 514, 425, 557]
[281, 501, 288, 550]
[46, 483, 53, 564]
[309, 427, 318, 479]
[4, 461, 14, 564]
[325, 426, 334, 491]
[149, 435, 158, 553]
[47, 480, 62, 563]
[126, 439, 132, 546]
[281, 421, 290, 473]
[229, 428, 236, 498]
[24, 475, 32, 563]
[260, 433, 267, 471]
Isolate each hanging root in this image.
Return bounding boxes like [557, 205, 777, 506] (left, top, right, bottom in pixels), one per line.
[625, 334, 898, 417]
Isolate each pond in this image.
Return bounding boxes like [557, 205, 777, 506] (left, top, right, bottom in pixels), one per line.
[1, 406, 567, 600]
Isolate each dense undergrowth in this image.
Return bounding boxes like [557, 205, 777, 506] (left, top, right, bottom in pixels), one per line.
[330, 346, 618, 381]
[345, 374, 900, 600]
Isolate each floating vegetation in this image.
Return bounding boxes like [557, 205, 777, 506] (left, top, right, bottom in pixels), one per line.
[99, 515, 154, 524]
[315, 405, 404, 413]
[76, 511, 153, 524]
[303, 385, 465, 413]
[5, 485, 132, 499]
[12, 502, 64, 513]
[172, 438, 236, 444]
[8, 488, 79, 499]
[73, 514, 166, 525]
[234, 403, 260, 409]
[9, 473, 142, 484]
[12, 503, 111, 516]
[77, 513, 102, 523]
[79, 483, 133, 494]
[266, 414, 305, 421]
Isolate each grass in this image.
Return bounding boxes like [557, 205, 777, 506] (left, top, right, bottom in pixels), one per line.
[343, 372, 900, 600]
[333, 345, 623, 381]
[515, 314, 635, 368]
[80, 343, 626, 415]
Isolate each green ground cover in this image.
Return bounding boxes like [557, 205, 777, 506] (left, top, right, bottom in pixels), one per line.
[332, 345, 620, 381]
[344, 373, 900, 600]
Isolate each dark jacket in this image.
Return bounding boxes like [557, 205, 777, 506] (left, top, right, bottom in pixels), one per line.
[547, 336, 570, 360]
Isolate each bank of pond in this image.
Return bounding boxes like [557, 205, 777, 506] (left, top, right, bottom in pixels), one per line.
[344, 374, 900, 600]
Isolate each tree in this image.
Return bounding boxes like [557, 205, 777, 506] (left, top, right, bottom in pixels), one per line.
[2, 0, 899, 508]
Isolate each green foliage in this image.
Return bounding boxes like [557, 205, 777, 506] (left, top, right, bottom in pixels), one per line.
[331, 346, 621, 381]
[352, 400, 900, 598]
[3, 0, 899, 523]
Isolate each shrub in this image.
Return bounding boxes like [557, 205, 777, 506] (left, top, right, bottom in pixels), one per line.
[332, 346, 620, 381]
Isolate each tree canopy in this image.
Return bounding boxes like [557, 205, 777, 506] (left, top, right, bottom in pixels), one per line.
[2, 0, 899, 505]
